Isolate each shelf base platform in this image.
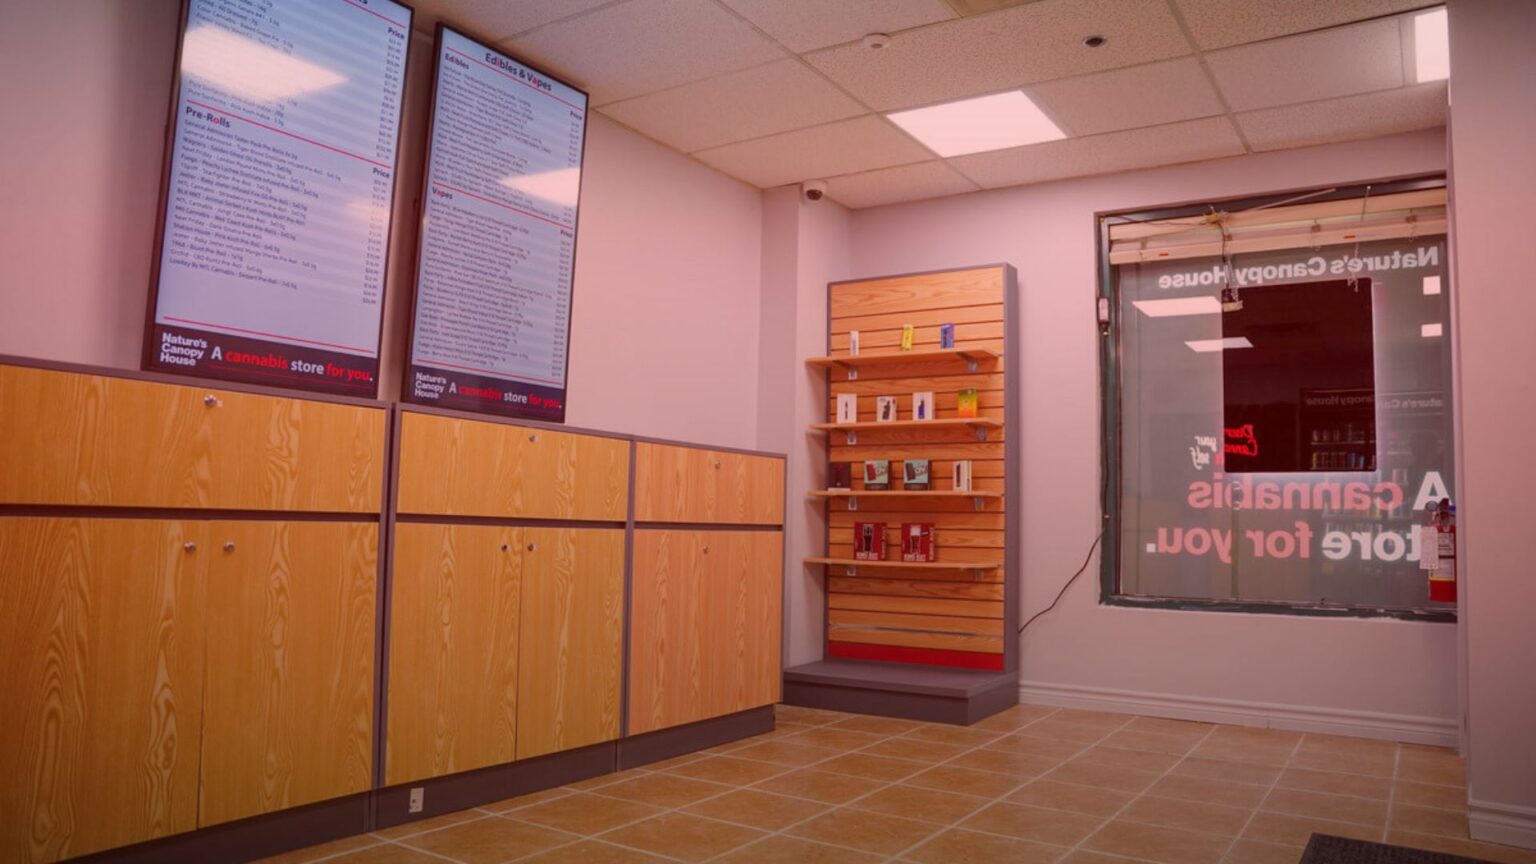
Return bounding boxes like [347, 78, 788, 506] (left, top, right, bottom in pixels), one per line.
[782, 659, 1018, 726]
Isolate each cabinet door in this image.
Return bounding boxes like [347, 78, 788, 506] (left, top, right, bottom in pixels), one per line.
[634, 443, 784, 525]
[200, 522, 377, 826]
[629, 530, 783, 735]
[0, 518, 207, 863]
[516, 527, 623, 759]
[387, 524, 521, 785]
[396, 412, 629, 521]
[0, 365, 383, 512]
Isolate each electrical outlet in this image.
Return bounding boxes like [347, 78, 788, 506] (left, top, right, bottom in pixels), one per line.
[408, 787, 424, 814]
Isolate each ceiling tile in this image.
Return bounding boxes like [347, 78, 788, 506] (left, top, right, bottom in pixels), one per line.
[804, 0, 1192, 111]
[950, 116, 1245, 188]
[1027, 58, 1225, 136]
[719, 0, 957, 52]
[1173, 0, 1442, 50]
[1205, 17, 1406, 112]
[692, 116, 931, 188]
[826, 161, 980, 209]
[406, 0, 614, 39]
[598, 60, 866, 153]
[504, 0, 786, 105]
[1237, 82, 1446, 151]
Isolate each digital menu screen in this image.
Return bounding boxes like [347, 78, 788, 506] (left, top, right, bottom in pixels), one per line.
[404, 27, 587, 422]
[145, 0, 412, 395]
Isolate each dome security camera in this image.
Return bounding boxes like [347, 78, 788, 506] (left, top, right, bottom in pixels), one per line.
[802, 180, 828, 202]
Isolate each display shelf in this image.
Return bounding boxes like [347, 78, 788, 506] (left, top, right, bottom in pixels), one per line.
[811, 417, 1001, 443]
[805, 348, 999, 380]
[805, 557, 1002, 573]
[811, 489, 1001, 511]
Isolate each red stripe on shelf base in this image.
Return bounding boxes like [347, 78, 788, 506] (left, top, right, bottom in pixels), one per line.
[828, 641, 1004, 671]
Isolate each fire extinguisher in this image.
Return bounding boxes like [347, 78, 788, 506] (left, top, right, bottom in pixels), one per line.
[1428, 496, 1457, 602]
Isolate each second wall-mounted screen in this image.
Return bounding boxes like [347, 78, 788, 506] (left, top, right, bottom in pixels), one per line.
[405, 28, 588, 422]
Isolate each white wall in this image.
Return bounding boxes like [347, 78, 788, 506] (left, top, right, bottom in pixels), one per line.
[1447, 0, 1536, 848]
[0, 1, 767, 451]
[844, 129, 1459, 741]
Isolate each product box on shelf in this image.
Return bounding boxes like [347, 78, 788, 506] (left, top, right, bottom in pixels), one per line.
[901, 522, 936, 562]
[854, 522, 886, 560]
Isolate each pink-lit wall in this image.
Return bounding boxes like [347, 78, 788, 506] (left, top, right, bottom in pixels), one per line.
[845, 129, 1460, 741]
[0, 1, 766, 451]
[1447, 0, 1536, 848]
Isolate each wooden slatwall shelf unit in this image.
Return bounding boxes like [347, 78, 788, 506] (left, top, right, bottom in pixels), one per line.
[784, 265, 1021, 726]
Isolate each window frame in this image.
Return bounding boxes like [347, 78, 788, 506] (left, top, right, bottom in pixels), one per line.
[1095, 174, 1456, 623]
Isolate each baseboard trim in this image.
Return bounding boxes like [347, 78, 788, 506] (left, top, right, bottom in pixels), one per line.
[1469, 798, 1536, 850]
[1018, 680, 1459, 747]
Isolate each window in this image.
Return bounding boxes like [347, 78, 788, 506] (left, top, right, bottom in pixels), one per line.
[1099, 179, 1455, 618]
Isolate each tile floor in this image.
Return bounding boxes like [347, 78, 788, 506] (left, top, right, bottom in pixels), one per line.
[262, 704, 1536, 864]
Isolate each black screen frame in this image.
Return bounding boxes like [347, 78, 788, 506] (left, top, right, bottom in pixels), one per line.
[140, 0, 416, 398]
[398, 22, 591, 424]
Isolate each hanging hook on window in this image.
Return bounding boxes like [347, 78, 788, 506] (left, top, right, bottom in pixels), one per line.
[1348, 185, 1372, 291]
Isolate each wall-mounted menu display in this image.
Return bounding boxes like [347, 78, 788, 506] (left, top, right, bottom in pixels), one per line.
[404, 27, 587, 422]
[144, 0, 412, 396]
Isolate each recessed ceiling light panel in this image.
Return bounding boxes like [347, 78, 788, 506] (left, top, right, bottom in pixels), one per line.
[1132, 296, 1222, 318]
[1186, 337, 1253, 352]
[1413, 8, 1449, 83]
[887, 91, 1066, 158]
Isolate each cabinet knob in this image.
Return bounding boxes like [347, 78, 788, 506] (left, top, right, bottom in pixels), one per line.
[526, 543, 537, 552]
[183, 542, 197, 553]
[203, 394, 221, 408]
[703, 544, 710, 554]
[500, 543, 510, 552]
[223, 541, 236, 553]
[528, 433, 539, 443]
[713, 459, 721, 469]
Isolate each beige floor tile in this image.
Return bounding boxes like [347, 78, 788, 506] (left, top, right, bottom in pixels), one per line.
[399, 817, 574, 864]
[945, 748, 1062, 778]
[1393, 780, 1467, 810]
[969, 704, 1058, 733]
[789, 807, 942, 856]
[907, 765, 1026, 799]
[518, 839, 673, 863]
[591, 772, 732, 808]
[1398, 745, 1467, 787]
[1296, 733, 1399, 757]
[1006, 779, 1135, 817]
[957, 801, 1105, 846]
[1170, 758, 1282, 788]
[1389, 802, 1469, 838]
[255, 833, 383, 864]
[850, 783, 990, 825]
[790, 727, 890, 752]
[598, 812, 765, 862]
[730, 739, 842, 767]
[1049, 709, 1138, 728]
[1060, 852, 1153, 864]
[1222, 839, 1304, 864]
[483, 787, 574, 814]
[1100, 729, 1201, 756]
[1206, 727, 1303, 748]
[775, 705, 849, 726]
[1082, 819, 1232, 864]
[1120, 794, 1254, 837]
[1125, 717, 1215, 740]
[752, 767, 888, 804]
[638, 752, 710, 772]
[1021, 718, 1123, 744]
[827, 715, 925, 736]
[816, 752, 928, 781]
[683, 788, 829, 831]
[901, 827, 1067, 863]
[662, 755, 791, 786]
[1240, 811, 1382, 847]
[322, 846, 450, 864]
[986, 733, 1092, 762]
[567, 768, 649, 791]
[1074, 746, 1182, 774]
[1262, 788, 1388, 827]
[859, 737, 969, 764]
[1388, 830, 1536, 864]
[901, 724, 1006, 748]
[712, 835, 884, 863]
[511, 792, 664, 835]
[1190, 738, 1298, 768]
[372, 810, 488, 840]
[1149, 774, 1272, 809]
[1043, 759, 1163, 794]
[1289, 748, 1396, 778]
[1275, 767, 1391, 799]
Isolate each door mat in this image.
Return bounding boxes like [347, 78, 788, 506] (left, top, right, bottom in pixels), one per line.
[1301, 834, 1496, 864]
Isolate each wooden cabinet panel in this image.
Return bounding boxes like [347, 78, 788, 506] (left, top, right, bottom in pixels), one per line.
[634, 443, 784, 525]
[387, 524, 521, 785]
[0, 518, 207, 863]
[396, 412, 629, 521]
[0, 365, 384, 512]
[629, 530, 782, 735]
[200, 522, 376, 826]
[516, 528, 623, 759]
